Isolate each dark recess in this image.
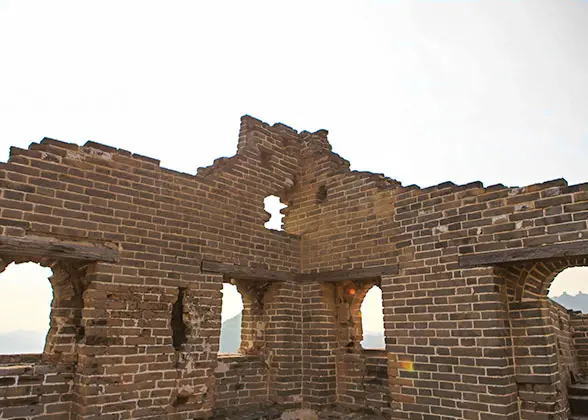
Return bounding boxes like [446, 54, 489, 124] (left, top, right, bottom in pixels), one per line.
[172, 287, 187, 350]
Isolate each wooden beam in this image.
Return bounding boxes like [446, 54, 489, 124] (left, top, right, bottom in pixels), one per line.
[459, 240, 588, 268]
[201, 261, 399, 283]
[0, 235, 119, 262]
[298, 265, 399, 283]
[201, 260, 296, 282]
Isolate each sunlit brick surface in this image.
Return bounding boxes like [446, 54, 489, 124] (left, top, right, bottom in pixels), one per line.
[1, 116, 587, 419]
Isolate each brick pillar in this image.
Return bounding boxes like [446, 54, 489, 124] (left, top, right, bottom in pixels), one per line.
[71, 265, 221, 420]
[380, 273, 413, 415]
[301, 281, 338, 409]
[382, 270, 520, 419]
[171, 274, 222, 418]
[335, 281, 383, 411]
[234, 280, 268, 354]
[509, 299, 569, 419]
[264, 280, 303, 408]
[43, 262, 85, 364]
[70, 264, 116, 420]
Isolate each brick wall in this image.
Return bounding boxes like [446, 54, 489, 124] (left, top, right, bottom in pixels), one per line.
[509, 298, 566, 417]
[301, 281, 338, 408]
[1, 115, 588, 419]
[214, 355, 268, 415]
[571, 311, 588, 376]
[550, 299, 580, 406]
[504, 298, 580, 418]
[287, 137, 588, 418]
[0, 355, 73, 419]
[337, 352, 391, 415]
[0, 116, 305, 419]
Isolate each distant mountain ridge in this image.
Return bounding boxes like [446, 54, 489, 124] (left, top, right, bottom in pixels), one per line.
[551, 292, 588, 313]
[219, 312, 241, 353]
[361, 333, 385, 350]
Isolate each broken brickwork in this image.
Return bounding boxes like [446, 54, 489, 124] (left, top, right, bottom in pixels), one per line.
[0, 115, 587, 419]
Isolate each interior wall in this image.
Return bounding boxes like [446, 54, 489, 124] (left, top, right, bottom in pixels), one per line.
[0, 115, 305, 419]
[1, 115, 588, 419]
[214, 355, 269, 415]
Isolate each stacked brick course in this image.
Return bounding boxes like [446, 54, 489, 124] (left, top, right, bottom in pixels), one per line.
[0, 115, 587, 419]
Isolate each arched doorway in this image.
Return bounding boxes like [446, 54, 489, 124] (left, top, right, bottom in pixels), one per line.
[500, 256, 588, 418]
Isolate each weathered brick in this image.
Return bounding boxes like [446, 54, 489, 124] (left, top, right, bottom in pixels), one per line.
[0, 115, 586, 419]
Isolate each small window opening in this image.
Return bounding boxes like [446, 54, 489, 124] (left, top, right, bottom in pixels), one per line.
[0, 262, 53, 354]
[219, 283, 243, 353]
[264, 195, 287, 231]
[360, 285, 385, 350]
[549, 267, 588, 311]
[317, 185, 328, 203]
[171, 287, 187, 350]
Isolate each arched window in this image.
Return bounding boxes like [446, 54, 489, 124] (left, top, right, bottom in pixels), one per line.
[219, 283, 244, 353]
[549, 267, 588, 311]
[264, 195, 287, 231]
[0, 262, 53, 354]
[360, 285, 385, 350]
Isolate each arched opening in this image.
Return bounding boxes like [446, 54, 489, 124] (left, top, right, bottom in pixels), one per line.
[360, 285, 385, 350]
[549, 267, 588, 311]
[0, 262, 53, 354]
[264, 195, 287, 231]
[500, 258, 588, 418]
[219, 283, 243, 354]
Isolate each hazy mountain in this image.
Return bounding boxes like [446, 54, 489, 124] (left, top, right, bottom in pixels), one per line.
[551, 293, 588, 313]
[219, 312, 242, 353]
[361, 333, 385, 350]
[0, 330, 46, 354]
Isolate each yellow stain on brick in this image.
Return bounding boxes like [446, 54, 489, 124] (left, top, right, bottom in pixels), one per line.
[400, 361, 414, 372]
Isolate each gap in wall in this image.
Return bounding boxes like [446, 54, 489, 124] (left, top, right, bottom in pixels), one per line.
[0, 262, 53, 354]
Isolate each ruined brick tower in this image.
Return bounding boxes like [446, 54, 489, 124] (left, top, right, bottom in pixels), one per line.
[1, 115, 587, 419]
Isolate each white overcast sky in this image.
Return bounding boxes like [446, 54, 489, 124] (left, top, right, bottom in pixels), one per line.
[0, 0, 587, 337]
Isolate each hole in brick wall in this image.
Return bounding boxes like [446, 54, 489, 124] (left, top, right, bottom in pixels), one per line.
[264, 195, 287, 231]
[219, 283, 243, 353]
[173, 395, 189, 407]
[548, 267, 588, 311]
[259, 148, 273, 167]
[360, 285, 385, 350]
[171, 287, 187, 351]
[316, 185, 328, 203]
[0, 262, 53, 354]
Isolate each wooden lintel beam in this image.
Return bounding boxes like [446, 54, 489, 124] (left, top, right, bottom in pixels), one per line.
[201, 260, 399, 283]
[0, 235, 119, 263]
[298, 265, 399, 283]
[201, 260, 296, 282]
[459, 240, 588, 268]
